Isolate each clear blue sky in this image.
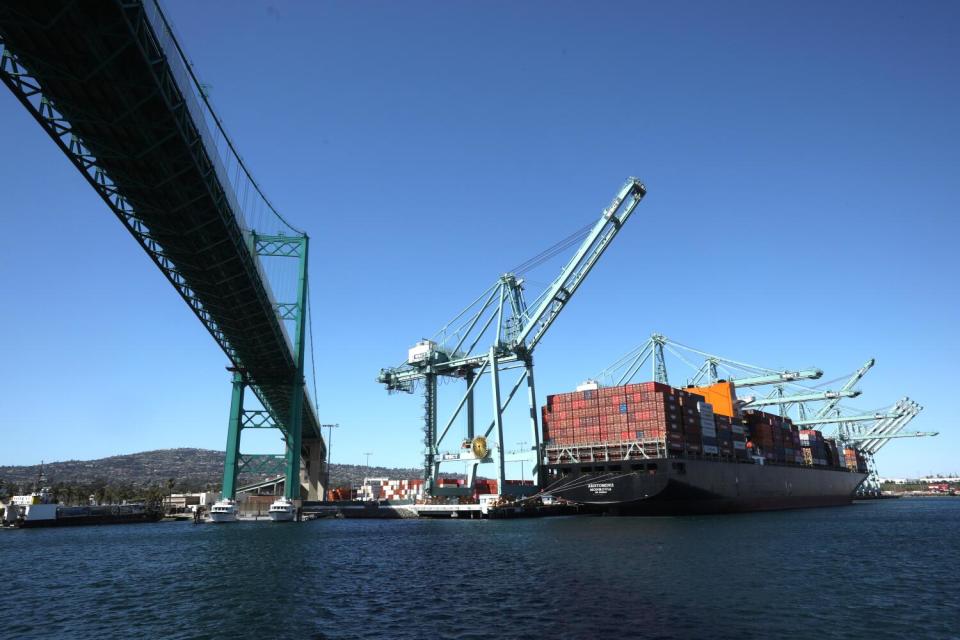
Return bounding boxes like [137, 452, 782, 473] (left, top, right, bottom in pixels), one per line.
[1, 1, 956, 478]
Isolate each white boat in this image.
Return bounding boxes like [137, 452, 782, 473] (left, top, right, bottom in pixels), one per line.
[268, 497, 297, 522]
[208, 499, 238, 523]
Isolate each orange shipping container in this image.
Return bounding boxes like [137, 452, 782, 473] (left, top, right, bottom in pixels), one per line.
[683, 381, 737, 417]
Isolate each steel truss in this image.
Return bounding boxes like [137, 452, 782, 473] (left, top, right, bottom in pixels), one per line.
[221, 234, 322, 500]
[0, 2, 324, 500]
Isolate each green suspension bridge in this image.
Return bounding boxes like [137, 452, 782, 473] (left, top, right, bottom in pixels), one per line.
[0, 1, 325, 500]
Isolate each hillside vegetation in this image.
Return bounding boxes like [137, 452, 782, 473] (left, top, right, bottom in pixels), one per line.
[0, 448, 424, 495]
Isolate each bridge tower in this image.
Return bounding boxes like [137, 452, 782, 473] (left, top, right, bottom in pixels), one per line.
[220, 233, 322, 502]
[0, 1, 330, 504]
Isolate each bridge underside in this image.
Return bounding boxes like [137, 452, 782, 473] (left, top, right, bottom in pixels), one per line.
[0, 1, 322, 496]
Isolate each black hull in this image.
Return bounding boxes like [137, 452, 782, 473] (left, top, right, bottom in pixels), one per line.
[15, 512, 163, 528]
[544, 457, 867, 515]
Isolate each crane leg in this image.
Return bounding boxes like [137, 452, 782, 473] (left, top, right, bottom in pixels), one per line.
[490, 347, 506, 497]
[525, 360, 541, 488]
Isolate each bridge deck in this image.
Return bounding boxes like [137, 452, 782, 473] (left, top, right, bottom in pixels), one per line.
[0, 1, 320, 440]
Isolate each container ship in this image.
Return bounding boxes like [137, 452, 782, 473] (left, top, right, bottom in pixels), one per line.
[541, 381, 868, 514]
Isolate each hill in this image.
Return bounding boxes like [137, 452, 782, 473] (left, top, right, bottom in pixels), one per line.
[0, 448, 425, 494]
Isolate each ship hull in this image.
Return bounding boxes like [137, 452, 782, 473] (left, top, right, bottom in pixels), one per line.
[14, 511, 163, 528]
[544, 457, 867, 515]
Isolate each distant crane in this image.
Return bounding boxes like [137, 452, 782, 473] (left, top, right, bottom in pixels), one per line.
[805, 359, 875, 420]
[744, 359, 874, 419]
[837, 399, 933, 495]
[591, 334, 935, 495]
[793, 412, 902, 427]
[378, 178, 647, 498]
[594, 333, 823, 390]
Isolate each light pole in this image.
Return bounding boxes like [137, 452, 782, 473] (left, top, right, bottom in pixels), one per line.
[321, 423, 339, 497]
[364, 452, 373, 469]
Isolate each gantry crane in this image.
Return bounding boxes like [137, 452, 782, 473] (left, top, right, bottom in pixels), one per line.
[594, 332, 824, 390]
[591, 336, 935, 495]
[835, 399, 933, 495]
[743, 388, 861, 408]
[805, 359, 875, 420]
[378, 178, 646, 497]
[793, 411, 902, 427]
[744, 358, 874, 419]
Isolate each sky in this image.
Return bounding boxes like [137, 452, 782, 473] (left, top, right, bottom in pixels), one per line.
[0, 1, 957, 479]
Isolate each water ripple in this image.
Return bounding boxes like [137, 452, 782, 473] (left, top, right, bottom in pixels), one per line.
[1, 499, 959, 639]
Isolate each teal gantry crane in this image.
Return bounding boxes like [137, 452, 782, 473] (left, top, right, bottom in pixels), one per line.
[593, 332, 823, 390]
[591, 335, 935, 495]
[378, 178, 647, 498]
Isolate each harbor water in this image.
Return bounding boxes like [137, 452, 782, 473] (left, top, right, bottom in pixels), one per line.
[2, 498, 958, 639]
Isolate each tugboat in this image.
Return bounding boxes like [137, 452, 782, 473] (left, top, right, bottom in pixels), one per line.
[208, 498, 239, 523]
[268, 497, 296, 522]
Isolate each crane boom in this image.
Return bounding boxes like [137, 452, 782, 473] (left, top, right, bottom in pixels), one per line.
[745, 389, 860, 407]
[732, 368, 823, 388]
[843, 398, 908, 448]
[814, 358, 874, 418]
[859, 402, 923, 454]
[378, 177, 646, 498]
[845, 431, 937, 442]
[515, 178, 646, 352]
[794, 411, 901, 426]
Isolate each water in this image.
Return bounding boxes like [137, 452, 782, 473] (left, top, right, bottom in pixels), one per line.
[2, 498, 958, 639]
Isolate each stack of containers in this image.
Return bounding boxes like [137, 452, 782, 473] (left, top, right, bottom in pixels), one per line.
[743, 410, 776, 461]
[473, 478, 497, 496]
[743, 410, 804, 464]
[836, 448, 848, 470]
[781, 418, 797, 464]
[359, 478, 427, 501]
[543, 382, 710, 456]
[379, 478, 424, 501]
[679, 390, 705, 454]
[790, 427, 803, 464]
[714, 414, 734, 457]
[731, 417, 748, 459]
[799, 430, 828, 466]
[699, 401, 719, 455]
[598, 386, 630, 441]
[823, 439, 840, 467]
[327, 487, 353, 501]
[625, 382, 685, 449]
[541, 387, 600, 444]
[842, 448, 860, 472]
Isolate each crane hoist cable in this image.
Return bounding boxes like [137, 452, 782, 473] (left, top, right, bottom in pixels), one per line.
[508, 221, 596, 275]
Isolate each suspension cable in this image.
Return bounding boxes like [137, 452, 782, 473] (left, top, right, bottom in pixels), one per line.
[307, 284, 320, 418]
[148, 0, 304, 236]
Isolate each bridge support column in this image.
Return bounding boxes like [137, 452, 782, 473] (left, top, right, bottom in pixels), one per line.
[283, 234, 310, 501]
[285, 393, 304, 500]
[222, 371, 245, 499]
[302, 438, 324, 500]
